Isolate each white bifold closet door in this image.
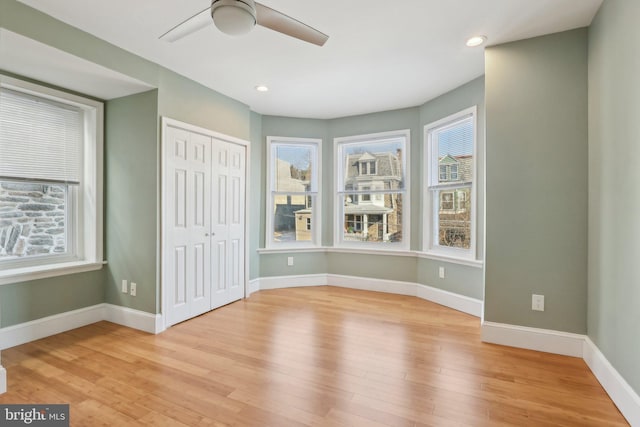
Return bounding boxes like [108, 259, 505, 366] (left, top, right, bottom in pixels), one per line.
[210, 137, 245, 309]
[164, 122, 246, 327]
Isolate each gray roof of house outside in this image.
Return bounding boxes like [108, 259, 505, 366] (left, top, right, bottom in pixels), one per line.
[345, 152, 402, 182]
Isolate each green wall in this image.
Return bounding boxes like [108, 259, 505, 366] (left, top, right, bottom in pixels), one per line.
[249, 111, 263, 280]
[588, 0, 640, 394]
[157, 69, 250, 142]
[485, 29, 588, 333]
[104, 90, 159, 314]
[0, 271, 104, 327]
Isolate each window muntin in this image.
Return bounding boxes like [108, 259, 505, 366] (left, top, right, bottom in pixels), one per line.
[425, 107, 476, 258]
[335, 130, 409, 249]
[266, 137, 321, 247]
[0, 77, 103, 273]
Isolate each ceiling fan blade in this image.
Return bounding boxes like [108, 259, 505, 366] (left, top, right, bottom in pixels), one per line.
[255, 2, 328, 46]
[159, 6, 212, 42]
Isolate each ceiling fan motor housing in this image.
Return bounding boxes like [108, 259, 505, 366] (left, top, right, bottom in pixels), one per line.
[211, 0, 257, 36]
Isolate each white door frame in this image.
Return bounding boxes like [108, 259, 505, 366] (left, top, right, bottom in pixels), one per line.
[160, 117, 250, 330]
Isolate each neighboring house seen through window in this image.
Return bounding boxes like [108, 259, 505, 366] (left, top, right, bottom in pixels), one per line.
[424, 106, 476, 259]
[266, 137, 321, 248]
[335, 130, 409, 249]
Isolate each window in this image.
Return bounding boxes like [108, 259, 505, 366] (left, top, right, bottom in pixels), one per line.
[359, 158, 376, 176]
[439, 165, 447, 181]
[266, 137, 321, 247]
[450, 164, 459, 181]
[361, 186, 371, 202]
[424, 107, 476, 259]
[0, 75, 103, 278]
[440, 192, 454, 210]
[335, 130, 409, 248]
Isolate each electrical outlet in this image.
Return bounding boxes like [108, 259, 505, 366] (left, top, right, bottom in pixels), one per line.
[130, 282, 137, 297]
[532, 294, 545, 311]
[287, 257, 294, 267]
[121, 279, 128, 294]
[439, 267, 445, 279]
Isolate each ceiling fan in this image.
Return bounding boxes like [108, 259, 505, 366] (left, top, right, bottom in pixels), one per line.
[160, 0, 328, 46]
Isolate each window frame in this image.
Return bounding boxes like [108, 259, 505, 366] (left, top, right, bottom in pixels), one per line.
[423, 106, 477, 261]
[0, 75, 104, 285]
[265, 136, 322, 249]
[334, 129, 410, 250]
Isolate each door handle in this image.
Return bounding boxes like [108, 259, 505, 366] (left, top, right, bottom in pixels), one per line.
[205, 232, 215, 237]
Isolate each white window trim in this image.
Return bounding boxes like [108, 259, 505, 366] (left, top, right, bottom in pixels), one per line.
[265, 136, 322, 249]
[423, 106, 477, 262]
[0, 75, 103, 285]
[334, 129, 410, 251]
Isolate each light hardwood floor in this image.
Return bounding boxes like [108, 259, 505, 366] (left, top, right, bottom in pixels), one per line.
[0, 286, 628, 426]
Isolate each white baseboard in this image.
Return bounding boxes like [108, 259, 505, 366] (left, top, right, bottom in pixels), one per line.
[481, 321, 585, 357]
[416, 282, 483, 317]
[104, 304, 164, 334]
[0, 304, 162, 351]
[247, 279, 260, 296]
[251, 274, 483, 318]
[0, 304, 105, 351]
[257, 274, 328, 290]
[327, 274, 416, 296]
[583, 337, 640, 426]
[0, 364, 6, 394]
[481, 322, 640, 426]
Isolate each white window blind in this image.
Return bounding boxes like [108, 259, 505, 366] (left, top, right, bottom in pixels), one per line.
[430, 114, 473, 186]
[0, 87, 83, 184]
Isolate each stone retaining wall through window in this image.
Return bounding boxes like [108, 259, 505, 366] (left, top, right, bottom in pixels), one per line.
[0, 181, 67, 259]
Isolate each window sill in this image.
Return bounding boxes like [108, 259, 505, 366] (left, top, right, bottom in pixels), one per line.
[258, 247, 327, 254]
[329, 247, 416, 257]
[0, 260, 106, 286]
[416, 252, 483, 268]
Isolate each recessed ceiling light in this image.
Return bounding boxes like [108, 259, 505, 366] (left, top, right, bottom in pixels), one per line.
[466, 36, 487, 47]
[255, 85, 269, 92]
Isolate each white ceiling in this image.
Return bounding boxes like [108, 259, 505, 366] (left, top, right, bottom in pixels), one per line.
[16, 0, 603, 119]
